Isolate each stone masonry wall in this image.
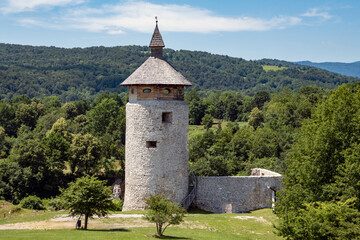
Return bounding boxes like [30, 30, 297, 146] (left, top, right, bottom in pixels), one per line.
[195, 172, 283, 213]
[122, 100, 189, 211]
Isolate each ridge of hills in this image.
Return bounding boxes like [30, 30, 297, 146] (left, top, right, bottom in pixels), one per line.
[297, 60, 360, 78]
[0, 43, 358, 101]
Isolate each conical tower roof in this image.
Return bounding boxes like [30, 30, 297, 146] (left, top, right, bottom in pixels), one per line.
[149, 19, 165, 48]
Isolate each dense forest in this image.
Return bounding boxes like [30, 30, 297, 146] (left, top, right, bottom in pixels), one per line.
[0, 43, 358, 101]
[0, 84, 334, 204]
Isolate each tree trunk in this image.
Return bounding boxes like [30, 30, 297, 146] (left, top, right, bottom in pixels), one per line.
[84, 214, 89, 230]
[158, 223, 163, 236]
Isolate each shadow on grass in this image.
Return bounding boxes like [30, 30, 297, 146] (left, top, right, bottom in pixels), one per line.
[87, 228, 130, 232]
[187, 208, 212, 214]
[148, 235, 191, 239]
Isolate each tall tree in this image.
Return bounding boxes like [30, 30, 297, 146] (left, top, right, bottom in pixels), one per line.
[70, 133, 102, 175]
[60, 175, 115, 230]
[276, 85, 360, 239]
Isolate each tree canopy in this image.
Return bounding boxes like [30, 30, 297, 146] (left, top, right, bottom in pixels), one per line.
[60, 175, 115, 230]
[275, 85, 360, 239]
[143, 194, 186, 237]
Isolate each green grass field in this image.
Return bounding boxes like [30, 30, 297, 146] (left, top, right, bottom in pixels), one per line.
[262, 65, 287, 72]
[189, 120, 247, 138]
[0, 207, 282, 240]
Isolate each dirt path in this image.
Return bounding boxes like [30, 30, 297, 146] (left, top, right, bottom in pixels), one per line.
[0, 214, 151, 230]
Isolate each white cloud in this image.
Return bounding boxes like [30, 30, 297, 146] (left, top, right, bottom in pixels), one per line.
[1, 0, 85, 13]
[7, 1, 303, 34]
[301, 8, 333, 21]
[53, 1, 302, 34]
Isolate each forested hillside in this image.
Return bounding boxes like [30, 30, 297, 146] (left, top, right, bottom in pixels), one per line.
[298, 60, 360, 78]
[0, 43, 358, 101]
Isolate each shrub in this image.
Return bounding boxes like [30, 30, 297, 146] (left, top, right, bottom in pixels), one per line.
[49, 198, 63, 211]
[112, 199, 123, 211]
[41, 198, 63, 211]
[19, 195, 44, 210]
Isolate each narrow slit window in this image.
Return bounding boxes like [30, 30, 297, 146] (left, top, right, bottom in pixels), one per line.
[146, 141, 157, 148]
[162, 112, 172, 123]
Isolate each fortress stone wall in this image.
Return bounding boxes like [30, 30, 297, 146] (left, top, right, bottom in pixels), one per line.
[122, 100, 189, 211]
[195, 169, 283, 213]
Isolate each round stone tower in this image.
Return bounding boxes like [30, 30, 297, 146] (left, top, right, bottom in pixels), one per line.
[121, 20, 192, 211]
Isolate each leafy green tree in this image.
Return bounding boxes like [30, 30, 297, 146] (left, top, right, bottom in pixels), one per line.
[276, 85, 360, 238]
[87, 98, 122, 136]
[184, 88, 200, 103]
[62, 102, 78, 120]
[60, 175, 115, 230]
[189, 98, 206, 125]
[0, 159, 33, 203]
[201, 113, 213, 130]
[47, 117, 69, 139]
[70, 133, 102, 175]
[143, 194, 186, 237]
[41, 96, 61, 112]
[15, 102, 45, 129]
[0, 126, 7, 158]
[0, 100, 17, 136]
[254, 90, 270, 109]
[43, 131, 70, 170]
[248, 107, 264, 130]
[276, 199, 360, 240]
[225, 100, 239, 121]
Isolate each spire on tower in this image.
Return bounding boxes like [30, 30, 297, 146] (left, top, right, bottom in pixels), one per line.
[149, 17, 165, 58]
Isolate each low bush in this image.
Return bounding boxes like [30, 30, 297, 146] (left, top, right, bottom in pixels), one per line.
[20, 195, 44, 210]
[112, 199, 123, 211]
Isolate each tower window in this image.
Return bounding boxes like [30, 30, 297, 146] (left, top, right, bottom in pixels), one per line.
[146, 141, 157, 148]
[143, 88, 151, 94]
[131, 88, 135, 94]
[163, 88, 171, 94]
[162, 112, 172, 123]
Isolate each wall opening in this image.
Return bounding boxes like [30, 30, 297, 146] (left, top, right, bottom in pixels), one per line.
[162, 112, 172, 123]
[146, 141, 157, 148]
[143, 88, 151, 94]
[225, 203, 233, 213]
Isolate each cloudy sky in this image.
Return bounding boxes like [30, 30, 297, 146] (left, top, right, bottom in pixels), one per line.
[1, 0, 359, 62]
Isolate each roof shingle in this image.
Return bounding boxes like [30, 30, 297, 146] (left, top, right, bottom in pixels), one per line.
[120, 57, 192, 86]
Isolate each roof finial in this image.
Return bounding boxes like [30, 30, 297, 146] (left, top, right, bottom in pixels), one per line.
[155, 16, 158, 25]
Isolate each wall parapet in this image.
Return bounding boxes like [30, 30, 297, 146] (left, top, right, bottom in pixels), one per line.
[194, 169, 283, 213]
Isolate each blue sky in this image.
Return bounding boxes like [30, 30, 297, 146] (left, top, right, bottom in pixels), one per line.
[1, 0, 359, 62]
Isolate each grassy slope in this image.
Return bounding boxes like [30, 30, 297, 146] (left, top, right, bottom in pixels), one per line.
[262, 65, 287, 72]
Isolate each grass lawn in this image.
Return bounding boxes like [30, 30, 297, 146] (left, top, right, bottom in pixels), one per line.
[0, 208, 282, 240]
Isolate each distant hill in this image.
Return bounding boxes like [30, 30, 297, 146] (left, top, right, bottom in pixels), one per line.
[0, 43, 358, 101]
[297, 61, 360, 78]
